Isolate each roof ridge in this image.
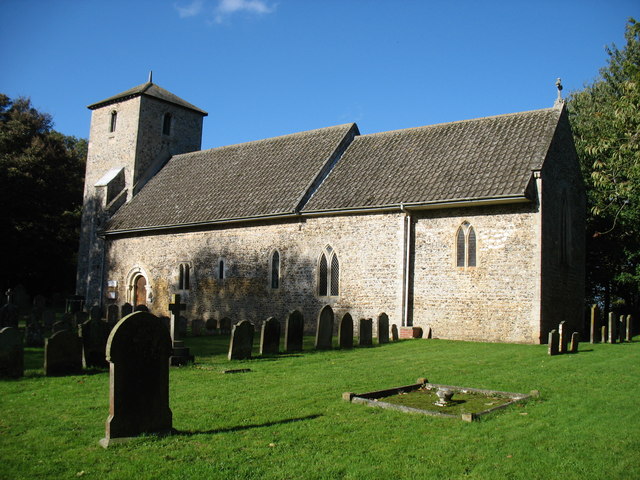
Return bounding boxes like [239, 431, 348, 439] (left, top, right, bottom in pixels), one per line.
[359, 107, 559, 139]
[174, 123, 358, 158]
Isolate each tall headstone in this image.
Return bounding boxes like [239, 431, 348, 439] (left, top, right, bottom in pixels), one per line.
[569, 332, 580, 353]
[315, 306, 334, 350]
[618, 315, 625, 343]
[391, 324, 399, 341]
[167, 295, 193, 366]
[626, 315, 633, 342]
[80, 318, 110, 369]
[284, 310, 304, 352]
[0, 327, 24, 378]
[377, 313, 390, 344]
[608, 312, 617, 344]
[228, 320, 255, 360]
[99, 311, 173, 448]
[558, 321, 568, 353]
[590, 304, 599, 343]
[106, 304, 119, 328]
[260, 317, 281, 355]
[120, 303, 133, 319]
[338, 313, 353, 349]
[359, 318, 373, 347]
[44, 330, 83, 376]
[548, 329, 559, 356]
[601, 325, 607, 344]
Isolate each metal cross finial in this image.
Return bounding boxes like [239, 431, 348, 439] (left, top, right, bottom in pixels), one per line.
[554, 78, 564, 107]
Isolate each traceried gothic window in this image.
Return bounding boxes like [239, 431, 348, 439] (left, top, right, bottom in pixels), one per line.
[109, 111, 117, 133]
[318, 246, 339, 296]
[178, 263, 190, 290]
[270, 250, 280, 289]
[162, 113, 172, 136]
[456, 222, 477, 268]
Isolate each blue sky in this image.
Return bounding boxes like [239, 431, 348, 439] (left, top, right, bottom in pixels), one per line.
[1, 1, 637, 150]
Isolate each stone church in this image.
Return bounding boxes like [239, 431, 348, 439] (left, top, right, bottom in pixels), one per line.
[76, 79, 585, 344]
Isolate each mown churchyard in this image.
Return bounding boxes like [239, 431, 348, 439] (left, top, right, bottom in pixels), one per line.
[0, 299, 638, 480]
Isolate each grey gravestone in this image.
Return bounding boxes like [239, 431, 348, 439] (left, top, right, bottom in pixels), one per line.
[228, 320, 255, 360]
[590, 304, 599, 343]
[100, 311, 173, 448]
[338, 313, 353, 349]
[0, 327, 24, 378]
[618, 315, 625, 342]
[44, 330, 82, 376]
[205, 318, 218, 335]
[43, 309, 55, 334]
[168, 294, 186, 343]
[284, 310, 304, 352]
[601, 325, 607, 344]
[191, 318, 205, 336]
[358, 318, 373, 347]
[167, 295, 193, 366]
[315, 306, 334, 350]
[608, 313, 616, 344]
[0, 302, 19, 329]
[80, 318, 110, 369]
[260, 317, 281, 355]
[626, 315, 633, 342]
[391, 324, 399, 341]
[377, 313, 390, 344]
[569, 332, 580, 353]
[558, 321, 568, 353]
[90, 305, 102, 321]
[219, 317, 232, 335]
[107, 304, 119, 327]
[548, 329, 559, 356]
[120, 303, 133, 319]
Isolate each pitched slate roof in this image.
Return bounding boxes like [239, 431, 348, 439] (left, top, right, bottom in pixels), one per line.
[105, 123, 357, 232]
[302, 107, 562, 212]
[88, 82, 208, 115]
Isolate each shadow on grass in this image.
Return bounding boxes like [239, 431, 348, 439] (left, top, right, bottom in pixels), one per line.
[174, 414, 323, 436]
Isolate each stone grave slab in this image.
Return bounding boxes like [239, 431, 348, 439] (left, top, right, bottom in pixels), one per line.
[0, 327, 24, 378]
[45, 330, 83, 376]
[260, 317, 281, 355]
[100, 311, 173, 447]
[228, 320, 255, 360]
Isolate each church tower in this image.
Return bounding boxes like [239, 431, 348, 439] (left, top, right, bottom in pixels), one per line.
[76, 76, 207, 307]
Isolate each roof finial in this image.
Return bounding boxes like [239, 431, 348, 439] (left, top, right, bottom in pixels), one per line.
[554, 77, 564, 107]
[148, 70, 153, 84]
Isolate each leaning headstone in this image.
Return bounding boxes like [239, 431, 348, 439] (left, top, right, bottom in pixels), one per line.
[626, 315, 633, 342]
[377, 313, 389, 344]
[569, 332, 580, 353]
[338, 313, 353, 349]
[79, 318, 110, 369]
[44, 330, 83, 376]
[590, 304, 599, 343]
[120, 303, 133, 319]
[558, 321, 568, 353]
[548, 329, 559, 356]
[260, 317, 281, 355]
[284, 310, 304, 352]
[0, 327, 24, 378]
[315, 306, 334, 350]
[358, 318, 373, 347]
[107, 304, 119, 327]
[608, 313, 616, 344]
[99, 311, 173, 448]
[219, 317, 232, 335]
[228, 320, 255, 360]
[391, 324, 399, 341]
[618, 315, 625, 343]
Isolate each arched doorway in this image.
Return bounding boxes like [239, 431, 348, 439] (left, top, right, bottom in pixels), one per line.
[134, 275, 147, 307]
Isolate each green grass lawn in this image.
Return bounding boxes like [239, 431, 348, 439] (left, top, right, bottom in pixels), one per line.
[1, 334, 639, 480]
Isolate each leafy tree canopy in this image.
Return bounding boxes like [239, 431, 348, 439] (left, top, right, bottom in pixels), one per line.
[0, 94, 87, 298]
[568, 18, 640, 313]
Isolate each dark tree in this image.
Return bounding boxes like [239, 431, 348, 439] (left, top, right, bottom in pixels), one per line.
[0, 94, 87, 297]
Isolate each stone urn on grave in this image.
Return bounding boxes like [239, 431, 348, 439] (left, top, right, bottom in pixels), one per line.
[434, 388, 454, 407]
